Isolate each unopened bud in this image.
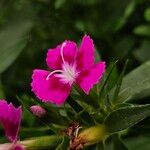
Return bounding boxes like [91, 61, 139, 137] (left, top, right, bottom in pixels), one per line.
[69, 125, 107, 149]
[30, 105, 46, 117]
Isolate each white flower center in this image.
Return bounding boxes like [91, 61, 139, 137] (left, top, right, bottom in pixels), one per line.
[55, 62, 78, 85]
[46, 42, 78, 85]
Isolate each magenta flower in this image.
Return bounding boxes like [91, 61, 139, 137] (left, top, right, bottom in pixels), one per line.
[31, 35, 106, 105]
[0, 100, 23, 150]
[30, 105, 46, 117]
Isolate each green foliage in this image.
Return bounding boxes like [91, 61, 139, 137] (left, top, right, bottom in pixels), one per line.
[118, 61, 150, 103]
[0, 19, 32, 74]
[104, 104, 150, 133]
[56, 136, 70, 150]
[0, 0, 150, 149]
[133, 25, 150, 36]
[144, 7, 150, 21]
[112, 135, 128, 150]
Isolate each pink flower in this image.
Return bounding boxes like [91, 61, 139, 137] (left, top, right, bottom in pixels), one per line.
[31, 35, 106, 105]
[0, 100, 24, 150]
[30, 105, 46, 117]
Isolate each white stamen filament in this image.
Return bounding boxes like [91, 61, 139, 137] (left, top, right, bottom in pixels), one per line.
[60, 42, 67, 64]
[46, 70, 63, 80]
[46, 41, 78, 84]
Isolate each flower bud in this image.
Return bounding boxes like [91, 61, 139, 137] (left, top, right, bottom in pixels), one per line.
[30, 105, 46, 117]
[78, 125, 106, 145]
[21, 136, 62, 149]
[69, 125, 107, 149]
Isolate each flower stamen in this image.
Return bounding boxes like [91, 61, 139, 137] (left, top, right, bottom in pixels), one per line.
[60, 42, 67, 64]
[46, 70, 63, 80]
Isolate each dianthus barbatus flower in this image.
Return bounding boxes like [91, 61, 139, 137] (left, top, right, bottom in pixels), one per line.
[31, 35, 106, 105]
[0, 100, 23, 150]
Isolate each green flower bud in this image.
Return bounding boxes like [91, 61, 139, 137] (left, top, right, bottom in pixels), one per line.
[78, 125, 106, 145]
[69, 125, 107, 149]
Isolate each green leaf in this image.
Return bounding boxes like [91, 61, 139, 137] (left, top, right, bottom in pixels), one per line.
[99, 61, 118, 111]
[117, 61, 150, 103]
[115, 0, 136, 30]
[55, 0, 66, 9]
[144, 7, 150, 21]
[67, 97, 95, 125]
[124, 1, 135, 19]
[112, 60, 128, 103]
[0, 20, 32, 74]
[20, 127, 53, 139]
[112, 134, 128, 150]
[133, 25, 150, 36]
[124, 136, 150, 150]
[99, 61, 118, 99]
[104, 104, 150, 133]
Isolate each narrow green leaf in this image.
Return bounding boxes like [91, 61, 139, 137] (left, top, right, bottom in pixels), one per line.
[20, 127, 53, 139]
[104, 104, 150, 133]
[118, 61, 150, 103]
[124, 1, 135, 19]
[99, 61, 118, 100]
[67, 97, 95, 125]
[112, 60, 128, 103]
[72, 84, 99, 109]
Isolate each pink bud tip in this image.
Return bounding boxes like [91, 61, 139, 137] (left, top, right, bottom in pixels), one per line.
[30, 105, 46, 117]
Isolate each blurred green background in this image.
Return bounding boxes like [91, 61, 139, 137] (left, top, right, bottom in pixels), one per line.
[0, 0, 150, 149]
[0, 0, 149, 101]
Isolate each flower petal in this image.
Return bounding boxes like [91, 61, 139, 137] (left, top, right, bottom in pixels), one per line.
[0, 100, 22, 142]
[0, 144, 12, 150]
[13, 144, 25, 150]
[76, 62, 106, 94]
[46, 41, 77, 70]
[31, 69, 71, 105]
[76, 35, 95, 70]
